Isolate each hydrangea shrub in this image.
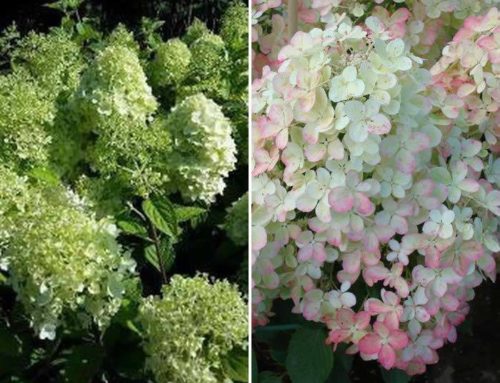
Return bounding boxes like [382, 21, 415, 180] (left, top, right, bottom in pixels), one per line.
[252, 0, 499, 378]
[0, 1, 248, 381]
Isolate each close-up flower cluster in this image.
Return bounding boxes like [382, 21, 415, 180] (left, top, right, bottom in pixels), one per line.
[252, 0, 499, 380]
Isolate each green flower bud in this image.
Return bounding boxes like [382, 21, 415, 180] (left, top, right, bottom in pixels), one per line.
[149, 38, 191, 88]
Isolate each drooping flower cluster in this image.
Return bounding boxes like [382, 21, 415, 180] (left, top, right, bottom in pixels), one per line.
[139, 275, 248, 383]
[252, 1, 499, 376]
[0, 166, 135, 340]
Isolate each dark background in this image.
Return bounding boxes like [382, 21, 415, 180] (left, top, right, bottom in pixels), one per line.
[0, 0, 237, 36]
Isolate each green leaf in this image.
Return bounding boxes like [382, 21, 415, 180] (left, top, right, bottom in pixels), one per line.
[62, 344, 104, 383]
[144, 239, 175, 273]
[285, 328, 334, 383]
[222, 346, 248, 382]
[45, 0, 82, 12]
[144, 245, 160, 271]
[117, 220, 148, 237]
[160, 238, 176, 272]
[380, 368, 411, 383]
[259, 371, 282, 383]
[142, 198, 177, 237]
[174, 205, 206, 223]
[28, 167, 59, 186]
[325, 346, 353, 383]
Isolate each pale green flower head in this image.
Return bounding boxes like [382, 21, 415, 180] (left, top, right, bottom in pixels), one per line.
[72, 36, 174, 198]
[0, 72, 54, 168]
[10, 29, 84, 98]
[139, 274, 248, 383]
[166, 93, 237, 203]
[179, 33, 229, 100]
[106, 24, 140, 52]
[74, 42, 157, 129]
[0, 166, 135, 340]
[220, 3, 248, 56]
[183, 18, 210, 46]
[149, 38, 191, 88]
[224, 193, 249, 246]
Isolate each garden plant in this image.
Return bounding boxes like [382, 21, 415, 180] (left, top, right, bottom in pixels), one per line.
[0, 0, 249, 382]
[252, 0, 499, 382]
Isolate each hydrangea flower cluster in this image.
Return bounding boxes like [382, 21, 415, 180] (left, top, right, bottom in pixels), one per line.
[0, 166, 135, 340]
[252, 1, 499, 375]
[165, 93, 237, 203]
[71, 36, 172, 199]
[0, 31, 83, 170]
[139, 275, 248, 383]
[148, 38, 192, 89]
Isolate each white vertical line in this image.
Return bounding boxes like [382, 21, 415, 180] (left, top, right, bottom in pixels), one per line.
[247, 0, 253, 381]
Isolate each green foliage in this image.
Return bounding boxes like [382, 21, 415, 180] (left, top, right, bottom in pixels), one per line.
[224, 192, 249, 246]
[286, 328, 334, 383]
[222, 346, 249, 382]
[139, 275, 248, 383]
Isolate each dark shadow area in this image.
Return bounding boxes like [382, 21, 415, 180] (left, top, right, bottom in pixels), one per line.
[0, 0, 237, 37]
[348, 281, 500, 383]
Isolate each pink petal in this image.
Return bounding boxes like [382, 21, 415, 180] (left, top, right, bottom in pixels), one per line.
[305, 143, 326, 162]
[329, 187, 354, 213]
[343, 252, 361, 274]
[355, 311, 371, 330]
[359, 333, 382, 355]
[367, 113, 391, 135]
[252, 226, 267, 251]
[363, 265, 389, 286]
[388, 330, 408, 350]
[365, 298, 390, 314]
[328, 329, 351, 344]
[313, 243, 327, 263]
[337, 308, 355, 327]
[379, 344, 396, 369]
[298, 245, 313, 262]
[355, 193, 375, 216]
[394, 277, 409, 298]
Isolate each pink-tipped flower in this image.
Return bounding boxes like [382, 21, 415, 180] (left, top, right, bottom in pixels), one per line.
[359, 320, 409, 369]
